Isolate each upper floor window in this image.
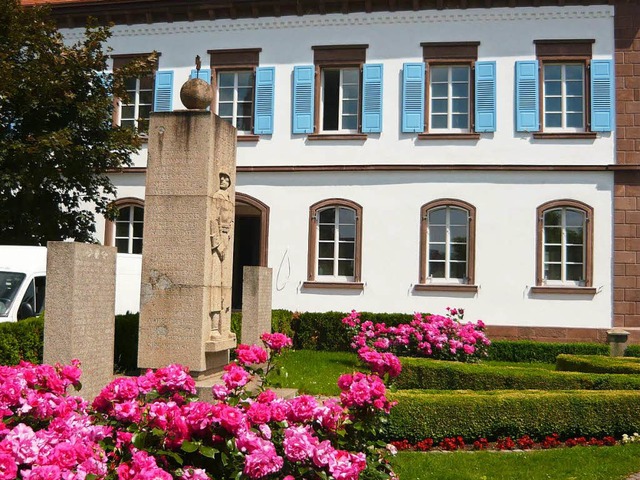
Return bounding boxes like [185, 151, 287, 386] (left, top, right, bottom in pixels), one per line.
[293, 45, 383, 137]
[218, 71, 254, 134]
[402, 42, 496, 136]
[104, 198, 145, 254]
[536, 200, 593, 288]
[516, 40, 614, 135]
[208, 49, 275, 138]
[419, 199, 476, 287]
[430, 65, 471, 132]
[321, 68, 360, 133]
[543, 63, 585, 132]
[306, 199, 363, 286]
[112, 54, 158, 135]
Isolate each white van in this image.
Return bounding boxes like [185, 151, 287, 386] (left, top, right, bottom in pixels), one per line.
[0, 245, 142, 322]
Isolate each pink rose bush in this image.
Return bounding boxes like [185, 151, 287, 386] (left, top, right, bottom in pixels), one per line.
[343, 307, 490, 364]
[0, 332, 398, 479]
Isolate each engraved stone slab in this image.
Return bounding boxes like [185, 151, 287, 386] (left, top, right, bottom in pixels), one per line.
[138, 111, 237, 376]
[241, 266, 273, 347]
[43, 242, 116, 400]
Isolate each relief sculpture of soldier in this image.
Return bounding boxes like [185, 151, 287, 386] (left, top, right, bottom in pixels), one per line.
[209, 172, 234, 335]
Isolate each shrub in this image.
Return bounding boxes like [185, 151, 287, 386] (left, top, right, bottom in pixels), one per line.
[1, 336, 399, 479]
[292, 311, 414, 351]
[488, 340, 609, 363]
[556, 354, 640, 374]
[0, 315, 44, 365]
[114, 312, 139, 374]
[625, 344, 640, 357]
[395, 357, 640, 391]
[344, 310, 490, 362]
[386, 390, 640, 443]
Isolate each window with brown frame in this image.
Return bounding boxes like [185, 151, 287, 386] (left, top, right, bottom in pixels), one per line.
[415, 199, 477, 293]
[533, 199, 595, 294]
[421, 42, 479, 139]
[208, 48, 261, 141]
[309, 45, 368, 140]
[112, 54, 158, 135]
[304, 199, 363, 289]
[535, 40, 594, 138]
[104, 198, 145, 254]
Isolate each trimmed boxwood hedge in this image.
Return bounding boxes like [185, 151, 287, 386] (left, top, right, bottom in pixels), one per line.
[386, 390, 640, 443]
[487, 340, 609, 364]
[0, 315, 44, 365]
[556, 354, 640, 375]
[396, 357, 640, 391]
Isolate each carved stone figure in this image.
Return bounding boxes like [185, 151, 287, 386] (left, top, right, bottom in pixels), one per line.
[210, 172, 234, 335]
[210, 172, 233, 261]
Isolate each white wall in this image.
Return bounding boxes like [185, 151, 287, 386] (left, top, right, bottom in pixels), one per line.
[81, 5, 616, 328]
[62, 5, 615, 169]
[237, 170, 613, 328]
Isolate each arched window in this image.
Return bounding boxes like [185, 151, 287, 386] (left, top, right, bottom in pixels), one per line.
[104, 198, 144, 254]
[536, 200, 593, 287]
[306, 199, 363, 286]
[419, 199, 476, 286]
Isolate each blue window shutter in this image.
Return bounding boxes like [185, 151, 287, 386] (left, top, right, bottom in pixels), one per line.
[254, 67, 275, 135]
[475, 61, 496, 133]
[515, 61, 539, 132]
[292, 65, 314, 134]
[402, 62, 425, 133]
[153, 70, 174, 112]
[362, 63, 383, 133]
[190, 68, 211, 83]
[591, 59, 614, 132]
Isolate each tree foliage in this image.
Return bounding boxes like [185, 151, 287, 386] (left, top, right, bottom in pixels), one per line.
[0, 0, 155, 244]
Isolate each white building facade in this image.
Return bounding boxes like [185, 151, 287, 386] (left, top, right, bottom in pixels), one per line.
[55, 1, 619, 338]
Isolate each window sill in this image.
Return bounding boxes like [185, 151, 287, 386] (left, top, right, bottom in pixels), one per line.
[307, 134, 368, 141]
[414, 284, 478, 293]
[530, 286, 597, 295]
[532, 132, 597, 140]
[302, 281, 364, 290]
[417, 133, 480, 141]
[237, 134, 260, 142]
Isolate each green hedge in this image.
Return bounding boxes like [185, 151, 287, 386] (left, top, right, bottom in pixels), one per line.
[0, 315, 44, 365]
[396, 357, 640, 391]
[386, 390, 640, 442]
[291, 311, 414, 351]
[487, 340, 609, 364]
[113, 312, 139, 374]
[625, 344, 640, 357]
[556, 354, 640, 375]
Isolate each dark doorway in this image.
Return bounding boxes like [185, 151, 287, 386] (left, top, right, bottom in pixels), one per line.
[232, 214, 261, 310]
[232, 194, 270, 310]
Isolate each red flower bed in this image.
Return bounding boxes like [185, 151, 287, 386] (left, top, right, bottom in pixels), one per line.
[389, 434, 622, 452]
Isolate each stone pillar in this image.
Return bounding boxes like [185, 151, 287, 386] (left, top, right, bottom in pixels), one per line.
[241, 266, 273, 346]
[607, 328, 630, 357]
[138, 111, 237, 378]
[43, 242, 116, 400]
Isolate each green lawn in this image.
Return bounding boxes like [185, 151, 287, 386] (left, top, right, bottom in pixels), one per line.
[267, 350, 362, 395]
[390, 444, 640, 480]
[269, 350, 640, 478]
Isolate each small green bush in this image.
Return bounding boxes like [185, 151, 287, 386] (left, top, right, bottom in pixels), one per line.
[386, 390, 640, 442]
[625, 344, 640, 357]
[396, 357, 640, 391]
[0, 315, 44, 365]
[488, 340, 609, 364]
[114, 312, 139, 374]
[556, 354, 640, 374]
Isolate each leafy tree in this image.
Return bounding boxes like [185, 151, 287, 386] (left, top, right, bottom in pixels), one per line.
[0, 0, 156, 244]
